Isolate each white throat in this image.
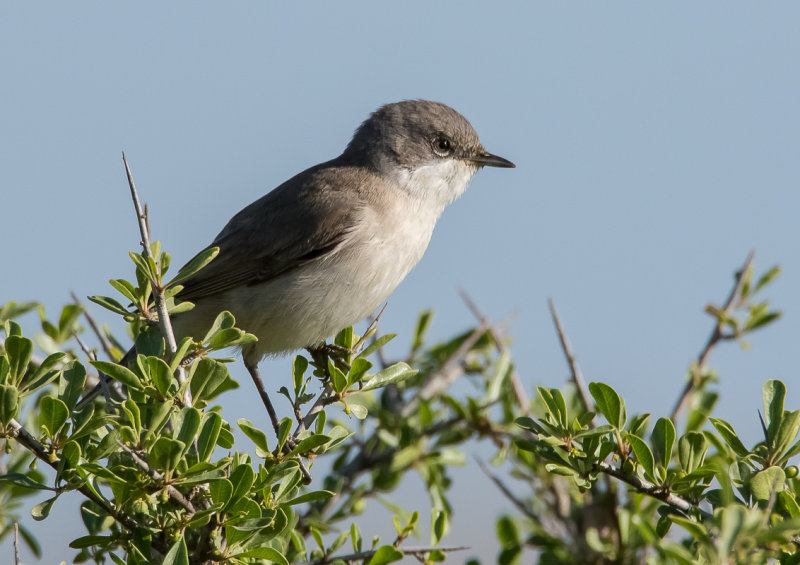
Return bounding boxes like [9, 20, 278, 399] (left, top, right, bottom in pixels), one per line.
[391, 159, 478, 215]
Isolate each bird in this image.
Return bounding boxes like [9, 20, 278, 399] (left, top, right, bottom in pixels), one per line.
[79, 100, 514, 411]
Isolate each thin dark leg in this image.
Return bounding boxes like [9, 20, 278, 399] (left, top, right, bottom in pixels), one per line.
[245, 361, 281, 439]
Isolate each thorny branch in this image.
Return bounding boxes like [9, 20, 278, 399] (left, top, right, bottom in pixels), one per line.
[459, 288, 529, 413]
[547, 298, 593, 418]
[122, 152, 189, 403]
[669, 251, 754, 421]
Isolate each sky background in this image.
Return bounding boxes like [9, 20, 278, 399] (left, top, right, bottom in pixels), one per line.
[2, 3, 799, 563]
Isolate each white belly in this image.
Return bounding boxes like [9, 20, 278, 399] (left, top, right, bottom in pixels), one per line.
[172, 197, 440, 363]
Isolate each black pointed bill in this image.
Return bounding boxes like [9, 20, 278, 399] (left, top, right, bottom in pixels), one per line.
[469, 151, 516, 168]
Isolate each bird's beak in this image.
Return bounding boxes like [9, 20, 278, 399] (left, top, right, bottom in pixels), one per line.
[469, 151, 516, 168]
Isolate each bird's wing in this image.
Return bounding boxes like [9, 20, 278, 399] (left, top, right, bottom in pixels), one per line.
[176, 163, 369, 302]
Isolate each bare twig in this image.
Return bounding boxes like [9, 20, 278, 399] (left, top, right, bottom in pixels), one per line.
[669, 251, 754, 421]
[71, 291, 116, 361]
[459, 289, 529, 413]
[300, 384, 337, 430]
[116, 441, 196, 515]
[477, 458, 537, 521]
[547, 299, 593, 417]
[403, 324, 488, 416]
[303, 545, 469, 565]
[13, 523, 19, 565]
[122, 152, 189, 404]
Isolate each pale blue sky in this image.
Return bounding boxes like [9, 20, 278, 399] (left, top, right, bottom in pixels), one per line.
[2, 3, 799, 563]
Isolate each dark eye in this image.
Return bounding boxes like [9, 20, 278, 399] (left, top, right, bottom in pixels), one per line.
[431, 135, 453, 157]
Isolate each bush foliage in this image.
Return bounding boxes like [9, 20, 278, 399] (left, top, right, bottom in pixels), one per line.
[0, 182, 795, 564]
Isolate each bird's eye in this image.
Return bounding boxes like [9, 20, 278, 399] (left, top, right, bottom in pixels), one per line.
[431, 135, 453, 157]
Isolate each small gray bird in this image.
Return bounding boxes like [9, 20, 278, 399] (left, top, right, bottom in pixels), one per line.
[80, 100, 514, 408]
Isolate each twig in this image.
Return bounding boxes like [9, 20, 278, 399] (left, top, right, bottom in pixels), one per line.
[594, 460, 710, 519]
[116, 441, 196, 515]
[303, 545, 469, 565]
[402, 324, 487, 416]
[300, 384, 337, 430]
[547, 299, 593, 417]
[7, 418, 166, 551]
[71, 291, 116, 361]
[459, 289, 529, 413]
[122, 152, 189, 404]
[669, 251, 754, 421]
[13, 523, 19, 565]
[352, 303, 387, 354]
[477, 458, 537, 521]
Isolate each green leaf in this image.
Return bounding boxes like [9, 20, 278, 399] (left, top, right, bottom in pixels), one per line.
[87, 295, 130, 316]
[0, 384, 19, 424]
[197, 413, 223, 462]
[347, 357, 373, 387]
[292, 355, 309, 396]
[356, 333, 397, 359]
[412, 310, 434, 352]
[708, 417, 749, 457]
[150, 437, 186, 472]
[31, 495, 58, 521]
[289, 434, 331, 456]
[190, 358, 230, 405]
[229, 464, 255, 505]
[21, 352, 66, 394]
[652, 417, 676, 472]
[147, 356, 174, 396]
[751, 466, 785, 501]
[277, 418, 292, 453]
[234, 547, 289, 565]
[163, 536, 189, 565]
[109, 278, 138, 304]
[351, 522, 363, 552]
[4, 335, 33, 384]
[359, 362, 418, 392]
[0, 473, 54, 491]
[90, 361, 142, 390]
[285, 490, 335, 505]
[763, 379, 785, 443]
[678, 432, 707, 473]
[366, 545, 404, 565]
[60, 361, 87, 409]
[773, 410, 800, 463]
[753, 265, 781, 294]
[210, 478, 233, 507]
[589, 382, 626, 429]
[175, 407, 202, 450]
[238, 418, 270, 453]
[538, 387, 568, 429]
[40, 396, 69, 439]
[628, 434, 656, 482]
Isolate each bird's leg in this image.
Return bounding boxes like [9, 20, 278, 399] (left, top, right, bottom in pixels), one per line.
[244, 361, 282, 440]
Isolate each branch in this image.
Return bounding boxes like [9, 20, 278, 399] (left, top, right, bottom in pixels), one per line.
[477, 458, 537, 521]
[669, 251, 754, 421]
[547, 299, 592, 417]
[459, 289, 529, 413]
[303, 545, 469, 565]
[7, 418, 168, 552]
[116, 441, 196, 515]
[71, 291, 116, 362]
[402, 324, 487, 417]
[594, 460, 710, 519]
[121, 152, 189, 404]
